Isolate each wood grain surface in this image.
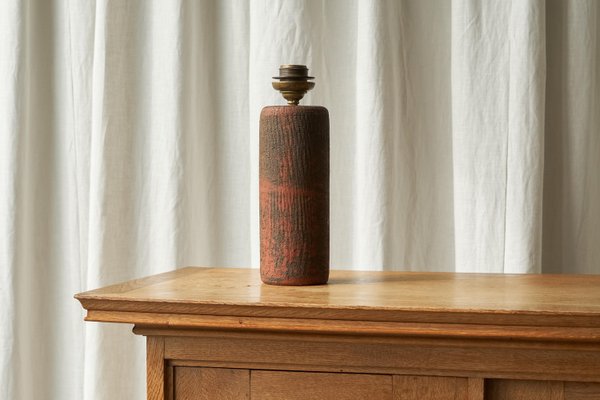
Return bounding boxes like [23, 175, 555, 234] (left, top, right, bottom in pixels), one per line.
[159, 332, 600, 383]
[485, 381, 600, 400]
[76, 267, 600, 330]
[393, 376, 469, 399]
[564, 382, 600, 400]
[146, 336, 165, 400]
[486, 380, 563, 400]
[251, 370, 392, 400]
[174, 367, 249, 400]
[469, 379, 485, 400]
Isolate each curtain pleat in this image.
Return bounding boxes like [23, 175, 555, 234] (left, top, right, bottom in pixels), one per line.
[543, 0, 600, 274]
[452, 0, 547, 273]
[1, 0, 599, 398]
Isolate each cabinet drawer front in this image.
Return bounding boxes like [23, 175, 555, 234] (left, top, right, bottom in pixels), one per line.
[174, 367, 249, 400]
[251, 370, 393, 400]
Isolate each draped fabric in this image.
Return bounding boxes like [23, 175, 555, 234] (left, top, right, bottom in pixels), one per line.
[1, 0, 599, 398]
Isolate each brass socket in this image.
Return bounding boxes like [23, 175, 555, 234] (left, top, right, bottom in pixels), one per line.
[272, 65, 315, 105]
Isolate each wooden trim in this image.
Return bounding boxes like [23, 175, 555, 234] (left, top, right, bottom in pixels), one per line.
[147, 336, 165, 400]
[75, 267, 600, 329]
[77, 299, 600, 329]
[159, 333, 600, 383]
[164, 363, 174, 400]
[84, 310, 600, 342]
[133, 327, 600, 352]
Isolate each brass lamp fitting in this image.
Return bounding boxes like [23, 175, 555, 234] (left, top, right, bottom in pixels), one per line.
[272, 64, 315, 106]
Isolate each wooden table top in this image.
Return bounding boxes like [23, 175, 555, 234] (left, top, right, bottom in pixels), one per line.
[75, 267, 600, 340]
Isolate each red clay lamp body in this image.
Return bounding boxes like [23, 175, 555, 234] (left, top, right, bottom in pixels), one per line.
[259, 65, 330, 285]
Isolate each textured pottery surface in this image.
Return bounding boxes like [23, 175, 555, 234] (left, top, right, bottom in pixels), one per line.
[259, 106, 330, 285]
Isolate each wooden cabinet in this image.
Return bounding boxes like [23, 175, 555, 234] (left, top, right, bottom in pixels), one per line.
[76, 267, 600, 400]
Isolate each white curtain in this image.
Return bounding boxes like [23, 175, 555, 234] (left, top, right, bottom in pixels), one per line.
[1, 0, 599, 398]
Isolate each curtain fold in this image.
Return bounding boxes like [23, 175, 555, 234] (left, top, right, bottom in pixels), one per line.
[543, 0, 600, 274]
[451, 0, 547, 273]
[1, 0, 599, 398]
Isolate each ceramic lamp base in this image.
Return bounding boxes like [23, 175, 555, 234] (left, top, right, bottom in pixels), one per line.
[259, 105, 330, 285]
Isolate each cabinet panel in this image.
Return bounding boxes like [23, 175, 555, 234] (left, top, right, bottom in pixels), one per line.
[174, 367, 249, 400]
[393, 376, 469, 400]
[486, 380, 563, 400]
[565, 382, 600, 400]
[251, 370, 393, 400]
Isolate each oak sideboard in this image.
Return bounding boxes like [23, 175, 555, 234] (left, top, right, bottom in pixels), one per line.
[75, 267, 600, 399]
